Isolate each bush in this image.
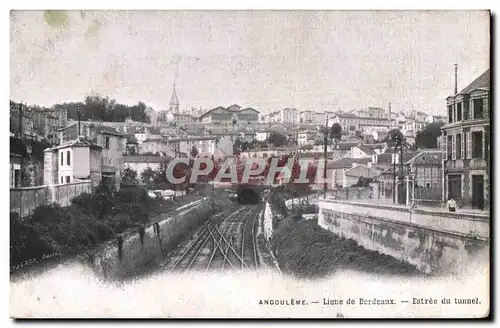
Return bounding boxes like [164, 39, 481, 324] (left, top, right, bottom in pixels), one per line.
[10, 184, 159, 267]
[271, 218, 420, 279]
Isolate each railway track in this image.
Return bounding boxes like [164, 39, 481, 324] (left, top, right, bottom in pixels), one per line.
[168, 204, 263, 273]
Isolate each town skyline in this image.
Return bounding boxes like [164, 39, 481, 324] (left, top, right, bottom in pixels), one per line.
[11, 11, 489, 116]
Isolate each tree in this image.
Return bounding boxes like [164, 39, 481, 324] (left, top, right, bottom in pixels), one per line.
[121, 168, 138, 187]
[385, 129, 405, 147]
[329, 123, 342, 141]
[415, 122, 445, 149]
[190, 146, 199, 158]
[267, 132, 288, 147]
[140, 167, 156, 185]
[355, 130, 363, 139]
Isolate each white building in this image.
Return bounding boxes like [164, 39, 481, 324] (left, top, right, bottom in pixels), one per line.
[44, 136, 103, 187]
[298, 128, 319, 146]
[256, 131, 271, 142]
[402, 120, 425, 134]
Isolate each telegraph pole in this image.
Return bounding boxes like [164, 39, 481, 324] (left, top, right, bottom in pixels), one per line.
[392, 144, 397, 203]
[323, 114, 329, 199]
[18, 102, 24, 187]
[78, 106, 81, 136]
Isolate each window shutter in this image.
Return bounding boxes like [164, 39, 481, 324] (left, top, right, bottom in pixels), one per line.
[460, 133, 465, 159]
[482, 131, 486, 158]
[443, 136, 448, 160]
[466, 132, 472, 159]
[451, 135, 456, 160]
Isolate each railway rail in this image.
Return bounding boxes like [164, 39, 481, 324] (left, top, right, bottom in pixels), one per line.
[168, 204, 262, 273]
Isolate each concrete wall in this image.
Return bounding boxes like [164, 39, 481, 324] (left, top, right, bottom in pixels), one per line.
[82, 198, 219, 280]
[318, 200, 489, 274]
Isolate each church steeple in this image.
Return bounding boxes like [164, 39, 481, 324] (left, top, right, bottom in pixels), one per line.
[169, 84, 180, 114]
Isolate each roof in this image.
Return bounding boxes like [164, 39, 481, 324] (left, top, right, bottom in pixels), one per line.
[364, 143, 386, 149]
[123, 155, 166, 163]
[459, 69, 490, 94]
[327, 157, 371, 169]
[92, 125, 124, 136]
[356, 145, 376, 155]
[126, 136, 138, 144]
[344, 164, 381, 178]
[169, 85, 180, 106]
[328, 142, 358, 151]
[52, 136, 102, 150]
[406, 150, 442, 165]
[58, 122, 123, 137]
[144, 137, 163, 142]
[199, 105, 260, 118]
[376, 153, 393, 164]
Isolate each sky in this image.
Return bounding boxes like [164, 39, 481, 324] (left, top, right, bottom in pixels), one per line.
[10, 10, 490, 115]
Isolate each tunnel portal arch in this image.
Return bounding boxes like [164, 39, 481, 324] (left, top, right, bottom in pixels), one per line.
[236, 186, 261, 204]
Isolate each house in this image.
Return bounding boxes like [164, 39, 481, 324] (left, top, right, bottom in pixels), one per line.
[342, 164, 381, 188]
[442, 68, 490, 210]
[406, 149, 443, 204]
[58, 122, 124, 189]
[327, 157, 372, 189]
[199, 105, 260, 124]
[163, 135, 233, 159]
[298, 128, 319, 146]
[351, 145, 377, 158]
[43, 136, 102, 187]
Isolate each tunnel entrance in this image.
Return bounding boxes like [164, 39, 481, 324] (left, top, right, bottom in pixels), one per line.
[237, 187, 260, 204]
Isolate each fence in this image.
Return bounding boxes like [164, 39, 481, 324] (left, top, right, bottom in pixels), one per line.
[10, 180, 93, 219]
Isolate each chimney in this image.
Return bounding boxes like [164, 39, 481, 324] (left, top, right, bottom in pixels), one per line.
[454, 64, 458, 95]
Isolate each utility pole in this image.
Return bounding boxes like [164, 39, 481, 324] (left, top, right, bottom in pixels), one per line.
[400, 140, 404, 204]
[78, 106, 81, 136]
[323, 114, 329, 199]
[392, 143, 397, 204]
[18, 102, 24, 187]
[454, 64, 458, 95]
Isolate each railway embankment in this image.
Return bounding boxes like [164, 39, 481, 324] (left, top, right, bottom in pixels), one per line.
[266, 189, 422, 280]
[79, 191, 231, 280]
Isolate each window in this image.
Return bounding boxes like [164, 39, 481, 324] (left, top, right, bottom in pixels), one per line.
[456, 103, 462, 121]
[456, 133, 462, 159]
[466, 132, 472, 159]
[473, 99, 484, 119]
[442, 134, 448, 160]
[67, 151, 71, 165]
[105, 136, 110, 149]
[448, 105, 453, 123]
[61, 176, 64, 184]
[463, 101, 470, 120]
[472, 131, 483, 158]
[61, 152, 64, 166]
[447, 135, 453, 160]
[66, 176, 70, 183]
[460, 133, 465, 159]
[451, 135, 456, 160]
